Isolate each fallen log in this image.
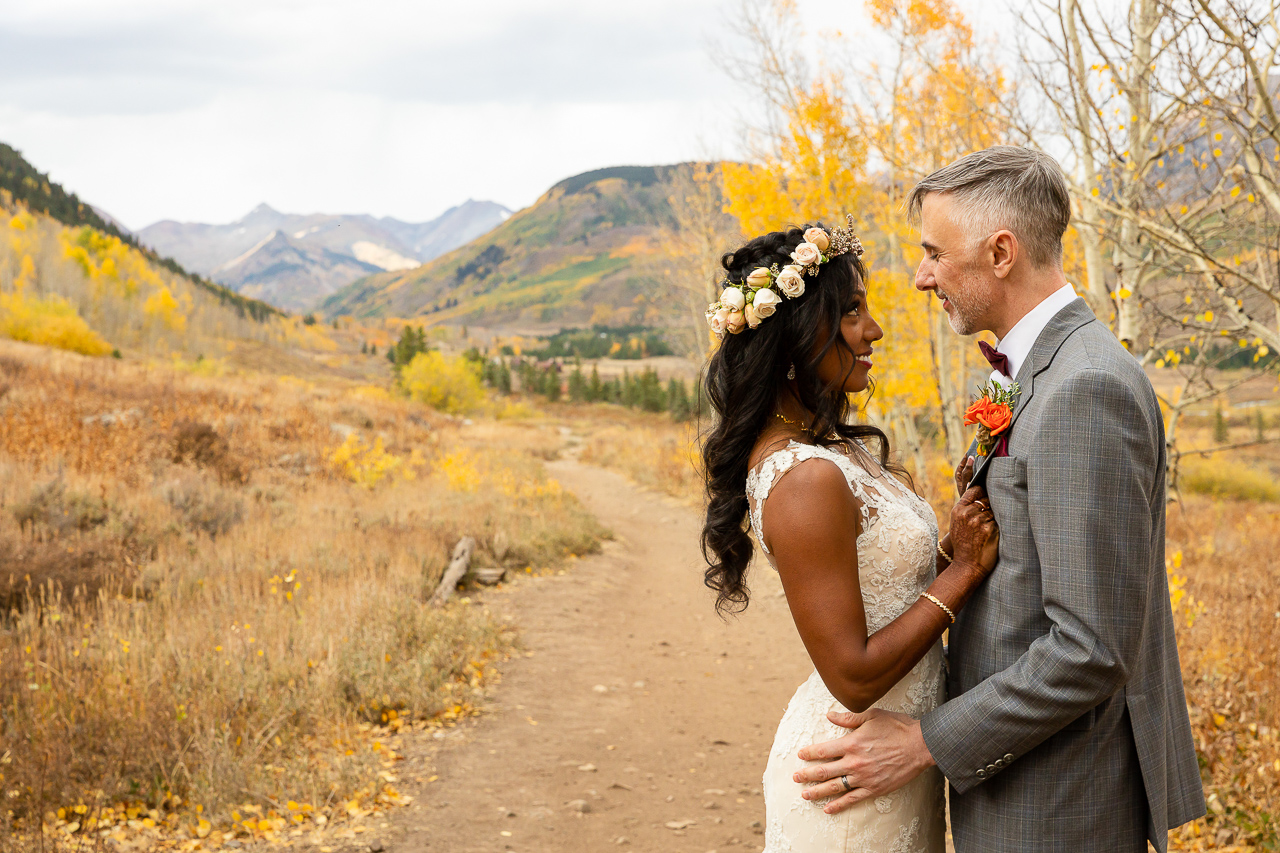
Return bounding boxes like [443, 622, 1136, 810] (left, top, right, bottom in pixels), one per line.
[430, 536, 476, 606]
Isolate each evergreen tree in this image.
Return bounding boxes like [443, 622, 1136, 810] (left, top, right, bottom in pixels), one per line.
[668, 378, 691, 422]
[544, 366, 562, 402]
[588, 364, 603, 402]
[639, 368, 665, 412]
[1214, 404, 1230, 444]
[497, 360, 512, 394]
[568, 364, 587, 402]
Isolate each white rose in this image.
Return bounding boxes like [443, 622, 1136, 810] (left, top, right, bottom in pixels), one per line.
[791, 242, 821, 267]
[746, 267, 773, 288]
[725, 310, 746, 335]
[745, 304, 761, 329]
[720, 287, 746, 311]
[709, 306, 730, 335]
[752, 287, 782, 317]
[775, 266, 806, 298]
[804, 228, 830, 252]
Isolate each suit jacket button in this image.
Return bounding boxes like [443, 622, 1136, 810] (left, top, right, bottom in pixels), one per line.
[986, 764, 997, 773]
[976, 769, 987, 778]
[1004, 753, 1014, 762]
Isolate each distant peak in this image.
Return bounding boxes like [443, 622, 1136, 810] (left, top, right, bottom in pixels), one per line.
[240, 203, 280, 221]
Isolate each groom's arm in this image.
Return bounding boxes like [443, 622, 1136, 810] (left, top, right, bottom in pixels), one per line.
[919, 367, 1159, 794]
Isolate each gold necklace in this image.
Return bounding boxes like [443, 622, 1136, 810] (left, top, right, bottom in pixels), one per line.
[774, 411, 809, 430]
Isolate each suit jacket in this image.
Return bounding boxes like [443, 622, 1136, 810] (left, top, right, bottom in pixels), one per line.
[919, 299, 1205, 852]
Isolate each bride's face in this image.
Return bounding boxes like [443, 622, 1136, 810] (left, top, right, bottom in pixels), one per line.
[813, 282, 883, 394]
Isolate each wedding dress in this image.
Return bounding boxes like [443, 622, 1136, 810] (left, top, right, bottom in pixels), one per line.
[746, 440, 946, 853]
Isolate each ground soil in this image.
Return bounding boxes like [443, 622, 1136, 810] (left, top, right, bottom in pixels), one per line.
[385, 456, 813, 853]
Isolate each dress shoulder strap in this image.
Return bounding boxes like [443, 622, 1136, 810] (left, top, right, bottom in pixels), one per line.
[746, 441, 877, 555]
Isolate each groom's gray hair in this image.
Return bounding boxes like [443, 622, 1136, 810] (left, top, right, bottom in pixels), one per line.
[907, 146, 1071, 269]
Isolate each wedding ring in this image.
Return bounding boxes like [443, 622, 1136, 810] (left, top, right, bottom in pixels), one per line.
[839, 775, 854, 793]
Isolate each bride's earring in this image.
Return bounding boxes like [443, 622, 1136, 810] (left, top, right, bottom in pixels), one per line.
[787, 364, 796, 380]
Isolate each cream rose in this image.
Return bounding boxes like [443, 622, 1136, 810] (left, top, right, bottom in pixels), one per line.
[804, 228, 830, 252]
[752, 287, 782, 317]
[746, 267, 773, 289]
[791, 242, 821, 267]
[725, 310, 746, 335]
[720, 287, 746, 311]
[775, 266, 806, 298]
[709, 306, 730, 335]
[745, 304, 762, 329]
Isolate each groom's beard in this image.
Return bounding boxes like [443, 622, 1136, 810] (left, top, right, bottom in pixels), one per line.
[941, 277, 992, 337]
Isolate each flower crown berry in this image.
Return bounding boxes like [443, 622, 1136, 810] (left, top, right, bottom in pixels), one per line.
[706, 215, 864, 338]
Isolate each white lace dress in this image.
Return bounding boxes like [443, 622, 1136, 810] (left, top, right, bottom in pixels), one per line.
[747, 441, 946, 853]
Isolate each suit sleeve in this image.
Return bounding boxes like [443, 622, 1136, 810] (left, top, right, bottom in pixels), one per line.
[919, 368, 1159, 794]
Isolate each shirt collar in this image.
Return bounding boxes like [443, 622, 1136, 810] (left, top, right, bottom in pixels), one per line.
[994, 283, 1079, 382]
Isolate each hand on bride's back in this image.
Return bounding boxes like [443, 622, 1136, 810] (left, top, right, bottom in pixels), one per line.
[949, 486, 1000, 574]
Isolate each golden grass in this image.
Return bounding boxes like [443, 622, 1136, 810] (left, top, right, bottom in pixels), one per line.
[573, 407, 1280, 849]
[0, 340, 604, 849]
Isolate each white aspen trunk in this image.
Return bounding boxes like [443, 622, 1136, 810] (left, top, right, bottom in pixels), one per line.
[1064, 0, 1112, 313]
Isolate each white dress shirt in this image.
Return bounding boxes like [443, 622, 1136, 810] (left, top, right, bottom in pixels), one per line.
[988, 283, 1079, 388]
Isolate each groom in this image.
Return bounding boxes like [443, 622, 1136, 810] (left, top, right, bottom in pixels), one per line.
[793, 147, 1205, 850]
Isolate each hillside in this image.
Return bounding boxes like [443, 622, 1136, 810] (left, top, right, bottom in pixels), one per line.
[139, 200, 510, 313]
[320, 165, 689, 328]
[0, 142, 279, 323]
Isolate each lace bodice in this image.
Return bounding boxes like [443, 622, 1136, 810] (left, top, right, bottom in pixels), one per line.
[750, 440, 947, 852]
[746, 440, 940, 633]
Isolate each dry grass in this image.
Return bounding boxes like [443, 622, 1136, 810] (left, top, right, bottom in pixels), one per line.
[573, 406, 1280, 849]
[0, 340, 604, 848]
[573, 405, 705, 501]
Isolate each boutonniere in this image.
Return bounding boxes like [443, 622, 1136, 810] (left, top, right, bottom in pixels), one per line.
[964, 380, 1020, 457]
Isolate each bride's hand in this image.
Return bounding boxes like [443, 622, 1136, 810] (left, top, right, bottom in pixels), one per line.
[948, 486, 999, 575]
[954, 456, 975, 496]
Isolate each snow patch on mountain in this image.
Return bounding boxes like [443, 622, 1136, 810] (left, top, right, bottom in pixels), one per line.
[351, 241, 420, 271]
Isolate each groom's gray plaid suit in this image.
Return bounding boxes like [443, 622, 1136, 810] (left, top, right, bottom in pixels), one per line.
[919, 298, 1205, 852]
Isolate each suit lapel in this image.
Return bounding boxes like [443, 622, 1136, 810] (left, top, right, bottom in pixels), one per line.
[971, 298, 1096, 485]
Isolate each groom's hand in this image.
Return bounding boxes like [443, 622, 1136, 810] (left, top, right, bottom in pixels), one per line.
[793, 709, 936, 815]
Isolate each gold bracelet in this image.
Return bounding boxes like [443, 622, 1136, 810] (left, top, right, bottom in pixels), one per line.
[937, 542, 952, 564]
[921, 592, 956, 625]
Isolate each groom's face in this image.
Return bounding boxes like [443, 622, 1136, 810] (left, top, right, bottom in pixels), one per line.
[913, 193, 995, 336]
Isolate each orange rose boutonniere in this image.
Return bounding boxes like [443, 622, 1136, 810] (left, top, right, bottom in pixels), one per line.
[964, 380, 1020, 457]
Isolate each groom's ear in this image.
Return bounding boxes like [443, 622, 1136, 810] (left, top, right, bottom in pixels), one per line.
[989, 230, 1019, 279]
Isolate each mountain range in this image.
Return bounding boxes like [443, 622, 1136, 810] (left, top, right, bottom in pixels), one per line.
[320, 165, 690, 328]
[139, 200, 511, 313]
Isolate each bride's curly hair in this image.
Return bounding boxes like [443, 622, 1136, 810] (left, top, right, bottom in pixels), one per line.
[700, 223, 902, 616]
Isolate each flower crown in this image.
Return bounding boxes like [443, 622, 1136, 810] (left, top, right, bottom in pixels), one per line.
[705, 215, 864, 338]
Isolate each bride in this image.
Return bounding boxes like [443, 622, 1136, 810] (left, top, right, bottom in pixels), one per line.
[699, 219, 999, 853]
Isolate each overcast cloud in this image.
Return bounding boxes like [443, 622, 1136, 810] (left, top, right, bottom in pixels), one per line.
[0, 0, 1010, 229]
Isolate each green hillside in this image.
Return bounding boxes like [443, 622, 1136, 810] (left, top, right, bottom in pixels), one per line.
[321, 165, 691, 327]
[0, 142, 281, 322]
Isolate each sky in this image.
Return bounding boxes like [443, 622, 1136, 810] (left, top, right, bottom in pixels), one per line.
[0, 0, 1014, 230]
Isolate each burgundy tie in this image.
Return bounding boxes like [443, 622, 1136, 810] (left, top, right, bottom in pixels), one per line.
[978, 340, 1011, 377]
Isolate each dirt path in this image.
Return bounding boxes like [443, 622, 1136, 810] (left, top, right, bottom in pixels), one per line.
[391, 458, 813, 853]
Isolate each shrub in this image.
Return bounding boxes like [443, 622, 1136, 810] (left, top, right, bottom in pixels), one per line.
[159, 471, 245, 538]
[399, 350, 484, 415]
[0, 289, 112, 356]
[172, 421, 245, 483]
[1179, 457, 1280, 502]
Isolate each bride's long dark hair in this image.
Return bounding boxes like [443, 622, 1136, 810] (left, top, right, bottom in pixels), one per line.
[700, 224, 902, 615]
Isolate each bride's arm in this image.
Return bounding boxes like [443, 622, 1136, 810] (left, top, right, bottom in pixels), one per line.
[763, 459, 995, 713]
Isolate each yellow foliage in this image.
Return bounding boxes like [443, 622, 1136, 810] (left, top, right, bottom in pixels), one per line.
[399, 350, 484, 415]
[721, 81, 868, 235]
[329, 433, 419, 489]
[0, 290, 113, 355]
[144, 285, 187, 332]
[435, 449, 481, 492]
